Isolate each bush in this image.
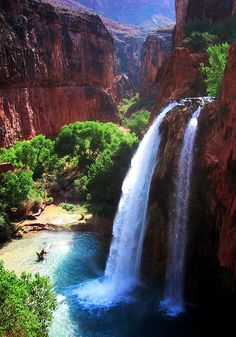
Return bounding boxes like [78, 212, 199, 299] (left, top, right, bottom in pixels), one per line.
[59, 203, 77, 212]
[0, 170, 34, 212]
[0, 214, 13, 241]
[200, 43, 229, 96]
[0, 261, 56, 337]
[86, 133, 137, 215]
[118, 94, 139, 122]
[0, 135, 62, 180]
[182, 32, 218, 52]
[183, 15, 236, 51]
[123, 109, 151, 139]
[55, 121, 138, 216]
[0, 122, 138, 218]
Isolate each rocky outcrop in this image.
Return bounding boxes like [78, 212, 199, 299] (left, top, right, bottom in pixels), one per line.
[115, 74, 135, 100]
[140, 26, 173, 101]
[142, 100, 196, 284]
[0, 0, 118, 147]
[175, 0, 236, 46]
[197, 43, 236, 277]
[115, 34, 144, 91]
[153, 47, 207, 113]
[43, 0, 145, 95]
[143, 45, 236, 296]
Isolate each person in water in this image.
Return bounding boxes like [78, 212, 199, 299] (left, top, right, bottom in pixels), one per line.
[36, 243, 50, 261]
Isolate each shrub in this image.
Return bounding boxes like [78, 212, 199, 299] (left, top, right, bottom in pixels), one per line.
[0, 261, 56, 337]
[182, 32, 218, 52]
[59, 203, 77, 212]
[118, 93, 139, 122]
[56, 122, 138, 216]
[0, 214, 13, 241]
[85, 133, 137, 216]
[123, 109, 151, 139]
[183, 15, 236, 51]
[0, 170, 34, 212]
[0, 135, 62, 180]
[200, 43, 229, 96]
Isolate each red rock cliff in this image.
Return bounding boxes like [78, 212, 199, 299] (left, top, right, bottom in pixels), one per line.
[198, 43, 236, 276]
[140, 27, 173, 101]
[0, 0, 117, 147]
[175, 0, 236, 46]
[153, 47, 207, 113]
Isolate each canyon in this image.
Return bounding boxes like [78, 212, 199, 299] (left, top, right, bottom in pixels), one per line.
[0, 0, 118, 147]
[141, 0, 236, 297]
[78, 0, 175, 27]
[0, 0, 236, 306]
[140, 26, 173, 101]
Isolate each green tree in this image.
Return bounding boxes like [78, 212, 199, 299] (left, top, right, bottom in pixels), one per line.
[0, 170, 34, 211]
[200, 43, 229, 96]
[86, 132, 137, 215]
[123, 110, 151, 139]
[0, 214, 13, 241]
[0, 261, 56, 337]
[182, 32, 218, 52]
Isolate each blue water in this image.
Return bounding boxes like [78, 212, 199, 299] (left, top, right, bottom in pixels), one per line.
[0, 231, 235, 337]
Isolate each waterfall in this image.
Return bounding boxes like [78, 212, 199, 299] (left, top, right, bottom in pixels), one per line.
[76, 101, 180, 307]
[105, 101, 179, 291]
[160, 100, 206, 317]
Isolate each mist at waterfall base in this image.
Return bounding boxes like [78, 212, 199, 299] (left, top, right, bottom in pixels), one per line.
[74, 101, 179, 308]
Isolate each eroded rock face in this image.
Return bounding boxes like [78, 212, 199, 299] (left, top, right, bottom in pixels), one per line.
[143, 44, 236, 296]
[142, 101, 195, 285]
[0, 0, 117, 147]
[175, 0, 236, 46]
[153, 47, 207, 113]
[140, 27, 173, 101]
[197, 43, 236, 277]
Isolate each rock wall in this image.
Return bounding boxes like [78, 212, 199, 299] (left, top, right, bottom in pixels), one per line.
[140, 27, 173, 101]
[0, 0, 117, 147]
[143, 48, 236, 298]
[153, 47, 207, 113]
[175, 0, 236, 46]
[198, 43, 236, 278]
[43, 0, 145, 95]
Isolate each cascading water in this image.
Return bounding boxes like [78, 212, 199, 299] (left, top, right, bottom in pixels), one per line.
[105, 101, 180, 288]
[160, 98, 212, 317]
[76, 101, 180, 307]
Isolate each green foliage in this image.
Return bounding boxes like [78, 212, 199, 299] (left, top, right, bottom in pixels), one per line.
[184, 18, 214, 37]
[123, 110, 151, 139]
[0, 214, 13, 241]
[118, 94, 139, 122]
[85, 132, 137, 215]
[182, 32, 218, 52]
[200, 43, 229, 96]
[0, 261, 56, 337]
[55, 122, 138, 216]
[0, 170, 34, 211]
[0, 122, 138, 218]
[59, 203, 78, 212]
[183, 15, 236, 51]
[0, 135, 62, 179]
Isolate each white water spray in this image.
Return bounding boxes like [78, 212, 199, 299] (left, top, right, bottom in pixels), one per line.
[160, 98, 212, 317]
[76, 101, 181, 307]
